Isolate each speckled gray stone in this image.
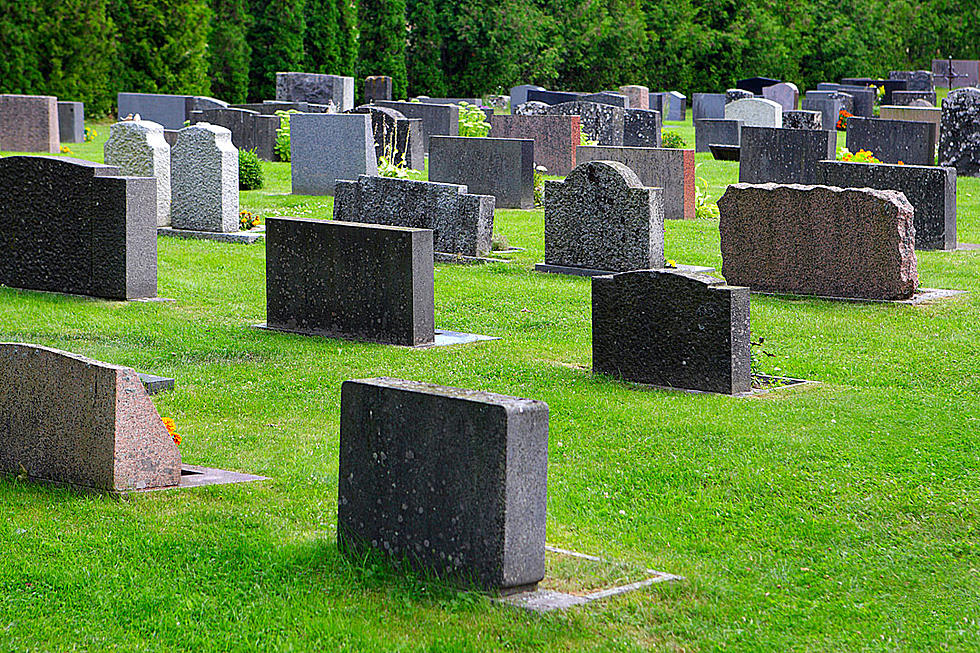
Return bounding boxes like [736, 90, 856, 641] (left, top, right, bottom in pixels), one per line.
[104, 119, 172, 227]
[526, 89, 582, 105]
[0, 94, 59, 153]
[542, 161, 664, 272]
[806, 90, 854, 116]
[349, 105, 424, 171]
[890, 70, 934, 92]
[0, 156, 157, 300]
[931, 60, 980, 89]
[623, 107, 662, 147]
[939, 87, 980, 177]
[171, 123, 239, 232]
[725, 98, 782, 128]
[576, 145, 695, 219]
[725, 89, 755, 104]
[692, 93, 726, 120]
[428, 136, 534, 209]
[738, 127, 837, 184]
[375, 100, 459, 153]
[838, 85, 876, 118]
[0, 343, 180, 492]
[802, 94, 845, 132]
[582, 91, 629, 108]
[846, 117, 936, 166]
[275, 72, 354, 111]
[334, 175, 494, 256]
[782, 110, 822, 130]
[338, 377, 549, 591]
[694, 119, 742, 153]
[718, 183, 918, 300]
[666, 91, 686, 121]
[816, 160, 957, 250]
[57, 101, 84, 143]
[893, 91, 936, 106]
[881, 106, 941, 145]
[592, 270, 751, 395]
[290, 113, 377, 196]
[527, 100, 627, 146]
[489, 114, 581, 175]
[189, 107, 280, 160]
[117, 92, 228, 129]
[762, 82, 798, 111]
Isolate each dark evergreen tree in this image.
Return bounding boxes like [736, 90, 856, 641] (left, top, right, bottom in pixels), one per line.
[304, 0, 358, 77]
[405, 0, 446, 97]
[209, 0, 252, 103]
[357, 0, 408, 99]
[247, 0, 307, 101]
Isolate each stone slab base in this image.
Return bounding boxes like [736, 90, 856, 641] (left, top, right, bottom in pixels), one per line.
[175, 464, 269, 489]
[594, 373, 816, 398]
[956, 243, 980, 251]
[709, 144, 740, 161]
[254, 324, 499, 348]
[158, 227, 265, 244]
[752, 287, 966, 305]
[535, 263, 714, 278]
[138, 373, 175, 395]
[434, 252, 513, 265]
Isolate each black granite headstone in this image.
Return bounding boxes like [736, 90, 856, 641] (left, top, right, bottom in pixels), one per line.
[739, 126, 837, 185]
[846, 117, 936, 166]
[736, 77, 781, 95]
[428, 136, 534, 209]
[375, 100, 459, 153]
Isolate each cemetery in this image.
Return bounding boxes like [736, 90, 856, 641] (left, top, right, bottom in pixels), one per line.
[1, 4, 980, 649]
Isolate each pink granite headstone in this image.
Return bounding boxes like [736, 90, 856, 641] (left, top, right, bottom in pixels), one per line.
[488, 114, 580, 176]
[0, 94, 60, 153]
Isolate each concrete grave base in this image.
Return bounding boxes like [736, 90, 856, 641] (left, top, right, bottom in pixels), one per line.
[534, 263, 714, 278]
[709, 144, 740, 161]
[751, 287, 966, 305]
[138, 373, 175, 394]
[254, 324, 498, 348]
[10, 464, 268, 495]
[433, 252, 514, 265]
[956, 243, 980, 250]
[158, 226, 265, 244]
[594, 371, 816, 398]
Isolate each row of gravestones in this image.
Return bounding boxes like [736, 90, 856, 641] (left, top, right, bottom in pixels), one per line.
[0, 94, 87, 151]
[510, 85, 689, 121]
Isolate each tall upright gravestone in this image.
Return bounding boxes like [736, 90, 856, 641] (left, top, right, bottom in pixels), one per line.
[846, 117, 937, 166]
[939, 87, 980, 177]
[104, 119, 172, 227]
[291, 113, 378, 196]
[738, 126, 837, 185]
[171, 123, 239, 232]
[724, 98, 782, 128]
[0, 94, 59, 153]
[488, 114, 580, 176]
[276, 72, 354, 111]
[57, 101, 85, 143]
[428, 136, 534, 209]
[364, 76, 393, 103]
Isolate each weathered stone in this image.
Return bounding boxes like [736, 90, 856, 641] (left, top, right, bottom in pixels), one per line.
[57, 101, 84, 143]
[0, 94, 59, 153]
[806, 90, 854, 117]
[592, 270, 751, 395]
[726, 89, 755, 104]
[846, 116, 936, 166]
[486, 95, 508, 110]
[939, 88, 980, 176]
[526, 89, 582, 106]
[762, 82, 799, 111]
[375, 100, 459, 153]
[334, 175, 494, 257]
[931, 60, 980, 89]
[692, 93, 726, 121]
[266, 218, 434, 345]
[738, 126, 836, 185]
[171, 123, 239, 231]
[737, 77, 781, 95]
[275, 72, 354, 111]
[782, 110, 822, 130]
[510, 85, 545, 109]
[349, 105, 424, 171]
[290, 113, 377, 195]
[189, 107, 280, 160]
[623, 108, 663, 147]
[428, 136, 534, 209]
[666, 91, 687, 120]
[725, 98, 782, 128]
[718, 183, 918, 300]
[816, 160, 956, 250]
[0, 343, 181, 492]
[337, 377, 548, 591]
[577, 145, 695, 220]
[364, 76, 393, 103]
[893, 91, 936, 106]
[541, 161, 664, 272]
[0, 156, 157, 300]
[695, 118, 742, 153]
[415, 97, 482, 107]
[802, 94, 845, 132]
[117, 92, 228, 129]
[880, 105, 941, 148]
[526, 100, 626, 146]
[619, 85, 649, 110]
[104, 119, 172, 227]
[890, 70, 934, 92]
[489, 114, 579, 176]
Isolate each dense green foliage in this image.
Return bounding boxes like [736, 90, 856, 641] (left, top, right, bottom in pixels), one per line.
[0, 0, 977, 114]
[238, 148, 264, 189]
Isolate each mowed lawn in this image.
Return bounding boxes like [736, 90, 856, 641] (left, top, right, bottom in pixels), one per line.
[1, 118, 979, 652]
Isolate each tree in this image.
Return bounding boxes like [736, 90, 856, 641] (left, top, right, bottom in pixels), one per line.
[357, 0, 408, 99]
[305, 0, 358, 78]
[247, 0, 307, 101]
[406, 0, 446, 97]
[209, 0, 252, 103]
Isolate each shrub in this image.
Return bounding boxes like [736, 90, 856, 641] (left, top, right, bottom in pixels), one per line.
[457, 101, 490, 137]
[274, 109, 299, 161]
[580, 130, 598, 146]
[238, 148, 264, 189]
[661, 130, 686, 148]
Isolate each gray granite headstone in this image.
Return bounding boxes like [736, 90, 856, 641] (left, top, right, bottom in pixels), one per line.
[0, 94, 59, 153]
[266, 218, 434, 346]
[364, 75, 393, 103]
[782, 110, 822, 130]
[761, 82, 799, 111]
[806, 90, 854, 116]
[649, 92, 668, 117]
[375, 100, 460, 153]
[890, 70, 934, 92]
[104, 119, 172, 227]
[526, 89, 582, 106]
[189, 107, 280, 160]
[57, 101, 84, 143]
[0, 156, 157, 300]
[518, 100, 630, 146]
[275, 72, 354, 111]
[231, 101, 332, 115]
[337, 377, 548, 591]
[540, 161, 664, 273]
[725, 98, 782, 128]
[838, 85, 876, 117]
[428, 135, 534, 209]
[582, 91, 629, 108]
[738, 126, 837, 185]
[592, 270, 751, 395]
[290, 113, 377, 196]
[725, 89, 755, 104]
[489, 114, 581, 176]
[510, 84, 545, 109]
[577, 145, 695, 219]
[0, 343, 181, 492]
[846, 116, 936, 166]
[171, 123, 239, 232]
[695, 118, 742, 153]
[349, 105, 424, 171]
[692, 93, 726, 121]
[892, 91, 936, 106]
[623, 107, 662, 147]
[801, 94, 844, 132]
[666, 91, 687, 120]
[117, 92, 228, 129]
[931, 60, 980, 89]
[334, 175, 494, 257]
[939, 88, 980, 177]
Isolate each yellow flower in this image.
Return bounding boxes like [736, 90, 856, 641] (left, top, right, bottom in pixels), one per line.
[666, 259, 677, 268]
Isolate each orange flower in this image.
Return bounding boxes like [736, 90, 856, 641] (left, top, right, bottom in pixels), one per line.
[162, 417, 181, 446]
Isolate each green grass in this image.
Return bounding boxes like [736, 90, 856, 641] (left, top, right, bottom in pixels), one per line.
[2, 116, 980, 652]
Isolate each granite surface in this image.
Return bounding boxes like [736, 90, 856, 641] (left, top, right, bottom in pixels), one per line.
[846, 116, 936, 166]
[738, 126, 837, 185]
[290, 113, 377, 195]
[428, 136, 534, 209]
[489, 114, 580, 176]
[724, 98, 782, 128]
[171, 123, 239, 231]
[577, 145, 695, 219]
[104, 119, 172, 227]
[0, 94, 59, 153]
[275, 72, 354, 111]
[939, 87, 980, 177]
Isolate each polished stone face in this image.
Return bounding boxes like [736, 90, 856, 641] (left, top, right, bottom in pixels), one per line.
[428, 136, 534, 209]
[289, 113, 377, 196]
[0, 94, 59, 153]
[275, 72, 353, 111]
[845, 117, 937, 166]
[725, 98, 783, 128]
[738, 126, 837, 185]
[349, 105, 424, 171]
[489, 114, 580, 176]
[189, 107, 280, 161]
[375, 100, 460, 153]
[577, 145, 695, 220]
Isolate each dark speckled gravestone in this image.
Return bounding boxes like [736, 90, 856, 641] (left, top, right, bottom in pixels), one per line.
[0, 156, 157, 300]
[349, 105, 424, 171]
[265, 218, 434, 346]
[845, 117, 936, 166]
[338, 377, 549, 592]
[275, 72, 354, 111]
[428, 135, 534, 209]
[364, 75, 392, 103]
[189, 107, 280, 161]
[939, 88, 980, 177]
[375, 100, 460, 153]
[694, 118, 742, 153]
[592, 270, 751, 395]
[738, 126, 837, 185]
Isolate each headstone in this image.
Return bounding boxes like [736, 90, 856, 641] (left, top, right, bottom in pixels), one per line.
[577, 145, 695, 220]
[726, 89, 755, 104]
[334, 175, 494, 257]
[717, 183, 918, 300]
[275, 72, 354, 111]
[623, 108, 663, 147]
[815, 160, 956, 250]
[266, 218, 434, 346]
[57, 101, 84, 143]
[724, 98, 782, 128]
[532, 100, 626, 146]
[738, 126, 836, 184]
[846, 116, 936, 166]
[816, 83, 842, 91]
[539, 161, 664, 273]
[231, 101, 332, 114]
[104, 119, 172, 227]
[801, 94, 845, 132]
[415, 97, 482, 107]
[939, 88, 980, 177]
[782, 110, 822, 130]
[526, 89, 582, 106]
[189, 107, 280, 161]
[364, 75, 393, 103]
[0, 94, 59, 153]
[890, 70, 934, 92]
[837, 85, 876, 117]
[489, 114, 580, 176]
[619, 85, 649, 110]
[806, 90, 854, 117]
[737, 77, 781, 95]
[880, 105, 941, 149]
[0, 156, 157, 300]
[337, 377, 548, 591]
[375, 100, 459, 152]
[592, 270, 750, 395]
[171, 123, 239, 231]
[510, 84, 545, 109]
[666, 91, 686, 121]
[695, 118, 742, 153]
[349, 105, 424, 171]
[117, 92, 228, 129]
[486, 95, 508, 110]
[649, 92, 668, 117]
[839, 78, 907, 105]
[428, 136, 533, 209]
[290, 113, 377, 195]
[692, 93, 726, 121]
[582, 91, 629, 108]
[0, 343, 181, 492]
[762, 82, 799, 111]
[931, 59, 980, 89]
[892, 90, 936, 106]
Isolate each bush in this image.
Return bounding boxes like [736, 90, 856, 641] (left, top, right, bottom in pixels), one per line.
[238, 148, 264, 189]
[661, 130, 686, 148]
[274, 109, 298, 162]
[457, 102, 490, 137]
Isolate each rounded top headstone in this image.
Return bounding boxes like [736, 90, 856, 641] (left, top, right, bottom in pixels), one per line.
[565, 160, 644, 190]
